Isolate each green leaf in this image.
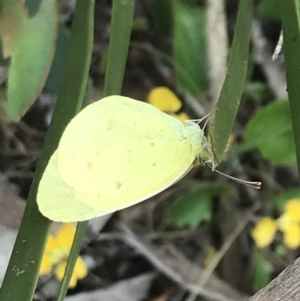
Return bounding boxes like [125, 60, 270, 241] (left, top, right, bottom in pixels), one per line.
[0, 39, 10, 66]
[259, 0, 281, 20]
[271, 188, 300, 212]
[167, 185, 232, 228]
[244, 100, 296, 165]
[210, 0, 253, 165]
[152, 0, 172, 36]
[0, 0, 94, 299]
[25, 0, 42, 17]
[100, 45, 109, 73]
[56, 223, 88, 301]
[0, 0, 57, 121]
[253, 249, 273, 291]
[103, 0, 134, 96]
[132, 18, 148, 31]
[244, 82, 270, 102]
[173, 0, 208, 97]
[281, 0, 300, 176]
[44, 25, 70, 95]
[59, 0, 135, 299]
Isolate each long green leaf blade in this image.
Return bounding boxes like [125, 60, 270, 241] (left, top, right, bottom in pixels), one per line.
[58, 0, 135, 299]
[0, 0, 94, 299]
[103, 0, 134, 96]
[173, 0, 208, 96]
[210, 0, 253, 164]
[281, 0, 300, 175]
[0, 0, 57, 121]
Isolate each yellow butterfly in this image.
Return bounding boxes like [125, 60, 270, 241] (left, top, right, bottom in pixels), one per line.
[37, 95, 259, 222]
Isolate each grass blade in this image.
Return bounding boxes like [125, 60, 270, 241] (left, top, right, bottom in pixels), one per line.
[281, 0, 300, 175]
[210, 0, 253, 164]
[0, 0, 94, 299]
[103, 0, 134, 96]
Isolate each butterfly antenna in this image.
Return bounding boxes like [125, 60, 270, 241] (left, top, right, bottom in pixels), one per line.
[202, 161, 261, 189]
[212, 168, 262, 189]
[189, 108, 216, 128]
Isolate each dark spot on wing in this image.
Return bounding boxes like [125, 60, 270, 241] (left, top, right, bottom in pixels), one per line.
[115, 181, 123, 190]
[106, 119, 114, 131]
[86, 162, 93, 170]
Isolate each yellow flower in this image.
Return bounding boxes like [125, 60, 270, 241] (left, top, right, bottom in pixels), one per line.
[285, 199, 300, 222]
[277, 199, 300, 249]
[283, 223, 300, 249]
[40, 223, 87, 288]
[147, 87, 190, 120]
[176, 112, 190, 122]
[252, 199, 300, 249]
[148, 87, 182, 112]
[251, 217, 277, 248]
[55, 257, 87, 288]
[277, 213, 293, 232]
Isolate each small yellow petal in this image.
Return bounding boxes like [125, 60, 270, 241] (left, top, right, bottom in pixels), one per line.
[148, 87, 182, 112]
[69, 273, 78, 289]
[283, 224, 300, 249]
[56, 223, 76, 248]
[45, 235, 60, 253]
[54, 261, 67, 281]
[40, 235, 62, 272]
[285, 199, 300, 222]
[40, 256, 54, 275]
[277, 213, 292, 232]
[74, 257, 88, 279]
[251, 217, 277, 248]
[176, 112, 190, 121]
[54, 257, 87, 288]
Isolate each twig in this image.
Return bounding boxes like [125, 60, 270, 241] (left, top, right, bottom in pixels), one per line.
[120, 222, 248, 301]
[206, 0, 228, 106]
[185, 207, 257, 301]
[252, 21, 287, 99]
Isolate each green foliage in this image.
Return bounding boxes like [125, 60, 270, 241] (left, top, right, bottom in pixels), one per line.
[0, 0, 94, 299]
[132, 18, 148, 31]
[244, 100, 296, 165]
[152, 0, 172, 36]
[100, 45, 109, 73]
[167, 185, 232, 228]
[25, 0, 42, 17]
[103, 0, 134, 96]
[0, 0, 57, 121]
[272, 188, 300, 212]
[173, 0, 208, 97]
[253, 249, 273, 291]
[2, 0, 300, 297]
[244, 82, 270, 102]
[0, 39, 10, 66]
[44, 25, 70, 94]
[210, 0, 253, 165]
[259, 0, 281, 20]
[281, 0, 300, 175]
